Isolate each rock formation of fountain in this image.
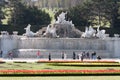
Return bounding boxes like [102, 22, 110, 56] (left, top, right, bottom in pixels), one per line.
[41, 12, 82, 38]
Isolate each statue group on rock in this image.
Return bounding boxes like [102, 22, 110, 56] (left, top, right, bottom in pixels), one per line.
[23, 12, 106, 39]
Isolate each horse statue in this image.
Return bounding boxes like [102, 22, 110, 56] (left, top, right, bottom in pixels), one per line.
[23, 24, 37, 37]
[96, 25, 106, 39]
[81, 26, 96, 38]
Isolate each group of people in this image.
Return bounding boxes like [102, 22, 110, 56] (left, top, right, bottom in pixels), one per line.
[61, 51, 101, 61]
[0, 50, 101, 61]
[36, 51, 102, 61]
[0, 50, 13, 59]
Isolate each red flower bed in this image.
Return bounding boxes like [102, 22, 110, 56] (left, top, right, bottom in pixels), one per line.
[0, 69, 120, 75]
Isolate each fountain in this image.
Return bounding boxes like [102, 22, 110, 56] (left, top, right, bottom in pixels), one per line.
[0, 12, 120, 59]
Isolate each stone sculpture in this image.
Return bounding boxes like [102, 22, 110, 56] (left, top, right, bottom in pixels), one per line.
[23, 24, 37, 37]
[96, 25, 106, 39]
[55, 12, 74, 27]
[43, 24, 58, 38]
[42, 12, 82, 38]
[81, 26, 96, 38]
[55, 12, 67, 24]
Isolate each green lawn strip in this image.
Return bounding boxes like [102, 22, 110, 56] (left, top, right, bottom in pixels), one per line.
[0, 62, 120, 70]
[0, 76, 120, 80]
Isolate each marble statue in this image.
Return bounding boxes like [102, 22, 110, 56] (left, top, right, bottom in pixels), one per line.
[55, 12, 67, 23]
[43, 24, 58, 38]
[23, 24, 37, 37]
[96, 25, 106, 39]
[81, 26, 96, 38]
[55, 12, 74, 27]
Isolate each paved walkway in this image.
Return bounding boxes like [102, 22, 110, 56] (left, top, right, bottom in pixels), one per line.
[1, 58, 120, 62]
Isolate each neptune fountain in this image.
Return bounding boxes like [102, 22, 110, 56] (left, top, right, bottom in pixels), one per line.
[0, 12, 120, 59]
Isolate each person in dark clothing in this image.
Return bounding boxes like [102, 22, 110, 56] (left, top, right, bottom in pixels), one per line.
[0, 50, 3, 58]
[61, 51, 64, 59]
[48, 53, 51, 61]
[91, 51, 96, 59]
[81, 52, 85, 61]
[86, 52, 90, 59]
[73, 51, 76, 60]
[97, 56, 101, 60]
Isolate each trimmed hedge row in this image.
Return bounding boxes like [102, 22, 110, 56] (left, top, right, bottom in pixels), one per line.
[49, 63, 120, 67]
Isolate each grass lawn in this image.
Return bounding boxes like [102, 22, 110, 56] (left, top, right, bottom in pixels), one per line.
[0, 62, 120, 70]
[0, 76, 119, 80]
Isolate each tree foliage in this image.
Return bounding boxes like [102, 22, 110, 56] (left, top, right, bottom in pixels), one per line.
[0, 0, 6, 25]
[8, 0, 51, 26]
[7, 0, 51, 34]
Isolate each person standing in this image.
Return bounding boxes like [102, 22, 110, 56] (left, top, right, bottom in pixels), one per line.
[81, 52, 85, 61]
[86, 52, 90, 59]
[8, 52, 13, 60]
[61, 51, 64, 59]
[48, 53, 51, 61]
[0, 50, 3, 58]
[37, 51, 40, 58]
[73, 51, 76, 60]
[91, 51, 96, 59]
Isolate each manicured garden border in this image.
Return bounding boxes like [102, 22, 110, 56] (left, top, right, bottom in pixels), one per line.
[0, 69, 120, 76]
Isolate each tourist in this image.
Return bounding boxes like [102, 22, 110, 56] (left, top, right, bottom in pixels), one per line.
[77, 54, 79, 59]
[61, 51, 64, 59]
[37, 51, 40, 58]
[86, 52, 90, 59]
[97, 56, 102, 60]
[48, 53, 51, 61]
[78, 53, 82, 60]
[91, 51, 96, 59]
[8, 52, 13, 60]
[81, 52, 85, 61]
[61, 51, 66, 60]
[73, 51, 76, 60]
[0, 50, 3, 58]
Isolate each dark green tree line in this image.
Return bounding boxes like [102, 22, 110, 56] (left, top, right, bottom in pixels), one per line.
[0, 0, 6, 25]
[7, 0, 51, 34]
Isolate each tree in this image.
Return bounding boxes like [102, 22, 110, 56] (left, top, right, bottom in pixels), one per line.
[0, 0, 6, 25]
[8, 0, 51, 34]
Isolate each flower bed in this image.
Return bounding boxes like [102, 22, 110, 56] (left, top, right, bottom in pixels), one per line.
[0, 69, 120, 76]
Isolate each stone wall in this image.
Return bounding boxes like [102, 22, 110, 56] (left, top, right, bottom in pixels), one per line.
[0, 35, 120, 58]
